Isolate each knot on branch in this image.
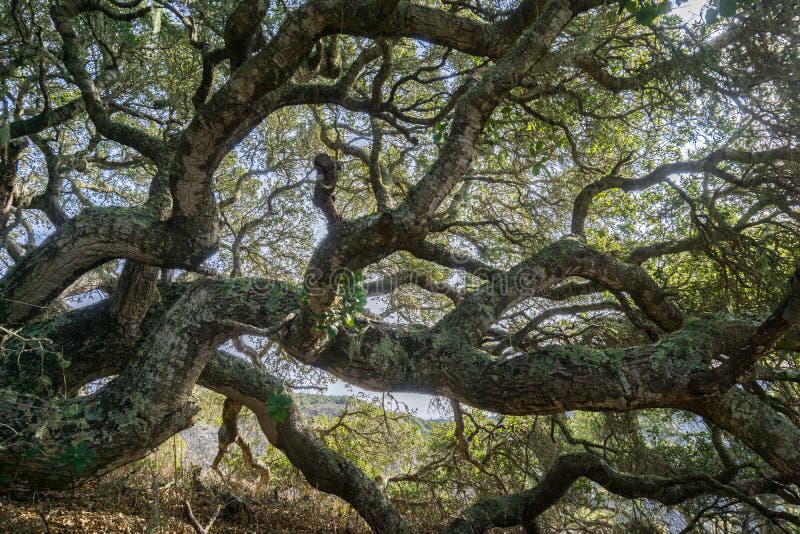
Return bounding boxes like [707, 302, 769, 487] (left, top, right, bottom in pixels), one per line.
[313, 153, 341, 225]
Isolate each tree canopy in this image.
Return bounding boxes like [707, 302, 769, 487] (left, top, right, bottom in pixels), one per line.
[1, 0, 800, 531]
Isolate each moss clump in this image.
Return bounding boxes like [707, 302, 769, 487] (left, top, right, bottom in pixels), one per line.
[541, 344, 624, 371]
[374, 338, 408, 364]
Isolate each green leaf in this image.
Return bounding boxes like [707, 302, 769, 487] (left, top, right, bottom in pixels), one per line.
[433, 122, 448, 143]
[266, 386, 293, 423]
[327, 324, 339, 338]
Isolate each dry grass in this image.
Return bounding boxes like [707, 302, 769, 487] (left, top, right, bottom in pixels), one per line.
[1, 468, 370, 533]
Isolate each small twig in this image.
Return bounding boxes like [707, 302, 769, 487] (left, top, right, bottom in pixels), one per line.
[35, 504, 52, 534]
[183, 499, 221, 534]
[219, 317, 294, 338]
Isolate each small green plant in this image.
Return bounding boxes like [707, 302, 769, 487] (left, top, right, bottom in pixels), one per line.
[266, 385, 293, 423]
[60, 441, 96, 474]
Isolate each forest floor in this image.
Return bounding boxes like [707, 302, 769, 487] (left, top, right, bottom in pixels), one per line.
[0, 472, 370, 533]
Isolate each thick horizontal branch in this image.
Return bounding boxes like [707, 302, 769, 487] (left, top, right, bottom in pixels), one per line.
[0, 207, 213, 325]
[7, 278, 800, 483]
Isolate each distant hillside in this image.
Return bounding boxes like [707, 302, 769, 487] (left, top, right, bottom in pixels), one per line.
[293, 393, 351, 419]
[294, 393, 447, 432]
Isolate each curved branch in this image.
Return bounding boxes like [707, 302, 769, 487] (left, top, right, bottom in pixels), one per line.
[167, 0, 591, 245]
[436, 237, 681, 343]
[200, 351, 413, 533]
[404, 0, 582, 221]
[572, 160, 706, 236]
[690, 261, 800, 393]
[571, 147, 800, 236]
[9, 99, 85, 139]
[364, 269, 464, 304]
[697, 388, 800, 485]
[7, 279, 800, 484]
[445, 452, 797, 532]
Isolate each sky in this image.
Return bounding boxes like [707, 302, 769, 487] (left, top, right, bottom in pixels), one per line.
[673, 0, 707, 21]
[325, 381, 447, 419]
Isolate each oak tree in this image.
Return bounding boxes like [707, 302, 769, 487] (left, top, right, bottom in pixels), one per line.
[1, 0, 800, 530]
